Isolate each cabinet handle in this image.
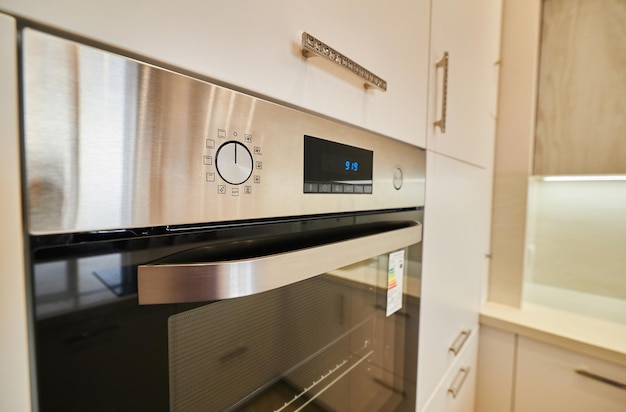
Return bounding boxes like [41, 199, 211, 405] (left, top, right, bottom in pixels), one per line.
[449, 329, 471, 356]
[575, 369, 626, 391]
[433, 52, 449, 133]
[448, 367, 471, 399]
[301, 32, 387, 91]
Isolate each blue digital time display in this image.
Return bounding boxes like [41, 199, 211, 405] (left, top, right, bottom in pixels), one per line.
[303, 135, 373, 193]
[345, 160, 359, 172]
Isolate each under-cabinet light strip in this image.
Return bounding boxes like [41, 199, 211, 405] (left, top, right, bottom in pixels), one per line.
[301, 32, 387, 92]
[542, 175, 626, 182]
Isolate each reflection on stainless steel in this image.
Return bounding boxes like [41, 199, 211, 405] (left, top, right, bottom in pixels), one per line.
[23, 29, 425, 235]
[139, 222, 421, 304]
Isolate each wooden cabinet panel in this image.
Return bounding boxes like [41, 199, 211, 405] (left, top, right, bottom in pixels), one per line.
[534, 0, 626, 175]
[418, 153, 491, 411]
[0, 0, 430, 146]
[515, 336, 626, 412]
[427, 0, 502, 167]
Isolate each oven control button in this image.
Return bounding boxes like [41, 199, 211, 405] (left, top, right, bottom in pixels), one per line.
[393, 167, 403, 190]
[215, 141, 254, 185]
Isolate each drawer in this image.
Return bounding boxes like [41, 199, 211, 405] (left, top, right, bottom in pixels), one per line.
[418, 153, 489, 411]
[421, 331, 478, 412]
[515, 336, 626, 412]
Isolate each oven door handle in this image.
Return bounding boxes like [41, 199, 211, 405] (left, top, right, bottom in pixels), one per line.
[137, 221, 421, 304]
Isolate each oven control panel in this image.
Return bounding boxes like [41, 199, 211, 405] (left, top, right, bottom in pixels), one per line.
[23, 28, 425, 234]
[204, 128, 262, 197]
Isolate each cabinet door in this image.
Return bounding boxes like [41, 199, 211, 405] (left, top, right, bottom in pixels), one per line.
[0, 0, 430, 146]
[515, 337, 626, 412]
[0, 12, 32, 412]
[474, 326, 516, 412]
[427, 0, 502, 167]
[417, 153, 491, 411]
[533, 0, 626, 175]
[421, 331, 478, 412]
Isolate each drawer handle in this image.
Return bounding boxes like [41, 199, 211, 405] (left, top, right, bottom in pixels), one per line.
[575, 369, 626, 391]
[448, 367, 471, 399]
[449, 329, 471, 356]
[433, 52, 449, 133]
[301, 32, 387, 91]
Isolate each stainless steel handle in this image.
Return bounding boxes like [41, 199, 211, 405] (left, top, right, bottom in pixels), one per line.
[575, 369, 626, 391]
[449, 329, 472, 356]
[138, 222, 421, 304]
[447, 367, 471, 399]
[434, 52, 449, 133]
[301, 32, 387, 91]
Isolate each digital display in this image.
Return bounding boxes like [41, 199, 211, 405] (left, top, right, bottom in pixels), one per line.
[304, 135, 373, 194]
[320, 153, 360, 174]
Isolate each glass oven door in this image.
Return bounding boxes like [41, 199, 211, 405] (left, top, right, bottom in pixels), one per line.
[31, 215, 421, 412]
[139, 221, 422, 412]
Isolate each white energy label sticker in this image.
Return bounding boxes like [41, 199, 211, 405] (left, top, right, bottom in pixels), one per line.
[386, 249, 405, 316]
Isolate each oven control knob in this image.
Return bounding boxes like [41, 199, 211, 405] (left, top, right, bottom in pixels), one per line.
[215, 141, 254, 185]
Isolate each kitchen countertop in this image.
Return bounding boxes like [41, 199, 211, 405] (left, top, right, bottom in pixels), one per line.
[480, 301, 626, 367]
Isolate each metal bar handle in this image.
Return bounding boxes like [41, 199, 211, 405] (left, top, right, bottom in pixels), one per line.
[575, 369, 626, 391]
[448, 367, 471, 399]
[434, 52, 449, 133]
[138, 222, 421, 304]
[301, 32, 387, 91]
[449, 329, 472, 356]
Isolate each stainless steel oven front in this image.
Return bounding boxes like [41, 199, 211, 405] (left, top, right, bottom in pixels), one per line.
[22, 28, 426, 411]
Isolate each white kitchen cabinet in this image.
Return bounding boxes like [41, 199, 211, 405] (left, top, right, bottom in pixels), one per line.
[515, 336, 626, 412]
[418, 152, 492, 411]
[476, 326, 626, 412]
[427, 0, 502, 167]
[0, 11, 31, 412]
[421, 330, 479, 412]
[418, 1, 500, 407]
[0, 0, 430, 147]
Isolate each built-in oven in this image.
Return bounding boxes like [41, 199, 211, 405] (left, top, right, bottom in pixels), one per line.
[21, 28, 426, 411]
